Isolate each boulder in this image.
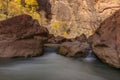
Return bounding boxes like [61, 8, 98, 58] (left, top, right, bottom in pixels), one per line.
[0, 14, 49, 41]
[0, 40, 43, 58]
[91, 10, 120, 68]
[0, 14, 47, 58]
[59, 41, 90, 57]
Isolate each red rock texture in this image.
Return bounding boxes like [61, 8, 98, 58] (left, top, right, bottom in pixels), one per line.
[58, 34, 90, 57]
[91, 9, 120, 68]
[59, 41, 90, 57]
[0, 14, 49, 41]
[0, 14, 48, 58]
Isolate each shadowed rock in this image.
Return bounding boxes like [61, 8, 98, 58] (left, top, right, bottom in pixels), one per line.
[59, 41, 90, 57]
[0, 14, 49, 58]
[58, 34, 90, 57]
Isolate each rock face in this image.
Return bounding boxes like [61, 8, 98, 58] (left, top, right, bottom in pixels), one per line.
[0, 14, 48, 58]
[95, 0, 120, 22]
[91, 10, 120, 68]
[47, 36, 67, 44]
[49, 0, 98, 37]
[47, 33, 87, 44]
[75, 34, 87, 42]
[59, 34, 90, 57]
[0, 0, 120, 38]
[45, 0, 120, 37]
[1, 0, 120, 38]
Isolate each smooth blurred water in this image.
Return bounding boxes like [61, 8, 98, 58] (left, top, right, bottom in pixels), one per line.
[0, 47, 119, 80]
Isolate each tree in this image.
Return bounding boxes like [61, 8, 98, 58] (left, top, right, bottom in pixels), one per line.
[25, 0, 38, 11]
[0, 0, 10, 19]
[0, 0, 41, 24]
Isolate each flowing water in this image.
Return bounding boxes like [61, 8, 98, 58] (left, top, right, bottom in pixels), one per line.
[0, 47, 120, 80]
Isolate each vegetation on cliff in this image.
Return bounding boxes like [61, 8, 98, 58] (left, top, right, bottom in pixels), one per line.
[0, 0, 120, 38]
[0, 0, 41, 24]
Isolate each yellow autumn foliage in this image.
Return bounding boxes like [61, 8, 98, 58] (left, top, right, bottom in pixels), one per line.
[63, 32, 68, 37]
[14, 0, 21, 5]
[0, 0, 41, 24]
[51, 21, 60, 29]
[0, 0, 73, 38]
[25, 0, 38, 6]
[49, 20, 70, 37]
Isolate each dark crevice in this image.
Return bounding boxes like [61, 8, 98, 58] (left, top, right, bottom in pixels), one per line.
[94, 44, 109, 47]
[37, 0, 52, 20]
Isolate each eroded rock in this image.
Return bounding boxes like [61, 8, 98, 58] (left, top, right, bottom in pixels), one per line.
[49, 0, 98, 37]
[0, 39, 43, 58]
[59, 41, 90, 57]
[58, 34, 90, 57]
[0, 14, 47, 58]
[91, 9, 120, 68]
[47, 0, 120, 37]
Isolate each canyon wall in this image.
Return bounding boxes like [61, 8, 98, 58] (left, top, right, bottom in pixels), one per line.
[44, 0, 120, 37]
[0, 0, 120, 38]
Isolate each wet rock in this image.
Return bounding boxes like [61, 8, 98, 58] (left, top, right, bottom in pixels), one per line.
[59, 41, 90, 57]
[0, 39, 43, 58]
[91, 10, 120, 68]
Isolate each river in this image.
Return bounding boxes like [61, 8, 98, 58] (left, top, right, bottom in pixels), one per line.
[0, 47, 119, 80]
